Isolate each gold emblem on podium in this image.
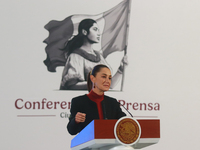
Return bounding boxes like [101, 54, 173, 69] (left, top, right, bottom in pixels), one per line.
[114, 117, 141, 145]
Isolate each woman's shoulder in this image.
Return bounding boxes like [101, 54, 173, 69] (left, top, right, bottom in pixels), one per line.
[68, 52, 84, 60]
[72, 94, 87, 99]
[104, 95, 117, 101]
[66, 53, 85, 66]
[71, 94, 88, 103]
[104, 95, 119, 107]
[70, 49, 101, 62]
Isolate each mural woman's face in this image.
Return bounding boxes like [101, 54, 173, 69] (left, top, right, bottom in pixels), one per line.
[87, 23, 100, 43]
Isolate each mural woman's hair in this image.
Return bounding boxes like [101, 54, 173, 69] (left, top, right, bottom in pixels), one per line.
[63, 19, 97, 55]
[87, 64, 110, 92]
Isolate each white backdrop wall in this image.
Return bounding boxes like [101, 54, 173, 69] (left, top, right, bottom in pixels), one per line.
[1, 0, 200, 150]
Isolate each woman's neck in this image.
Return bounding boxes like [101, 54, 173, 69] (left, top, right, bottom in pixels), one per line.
[81, 40, 95, 54]
[92, 88, 104, 95]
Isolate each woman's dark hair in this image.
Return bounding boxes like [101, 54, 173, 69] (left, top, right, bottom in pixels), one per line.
[63, 19, 96, 55]
[87, 64, 110, 92]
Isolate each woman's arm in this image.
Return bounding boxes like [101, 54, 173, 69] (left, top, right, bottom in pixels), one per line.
[67, 98, 83, 135]
[110, 71, 122, 89]
[110, 55, 128, 89]
[61, 54, 86, 90]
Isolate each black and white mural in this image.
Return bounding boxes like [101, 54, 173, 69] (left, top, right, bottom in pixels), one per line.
[43, 0, 130, 90]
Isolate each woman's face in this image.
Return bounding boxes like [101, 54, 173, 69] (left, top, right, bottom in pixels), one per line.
[92, 67, 112, 93]
[87, 23, 100, 43]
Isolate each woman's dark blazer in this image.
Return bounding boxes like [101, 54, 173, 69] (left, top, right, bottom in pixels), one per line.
[67, 94, 126, 135]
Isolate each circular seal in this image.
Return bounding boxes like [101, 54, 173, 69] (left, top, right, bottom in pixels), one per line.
[114, 117, 141, 146]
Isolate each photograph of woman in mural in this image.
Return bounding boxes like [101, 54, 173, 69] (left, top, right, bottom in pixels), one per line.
[67, 64, 126, 135]
[60, 19, 128, 90]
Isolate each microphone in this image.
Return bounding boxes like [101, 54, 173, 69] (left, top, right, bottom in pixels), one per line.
[118, 102, 134, 117]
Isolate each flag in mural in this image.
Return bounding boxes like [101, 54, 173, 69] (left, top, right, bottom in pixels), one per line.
[43, 0, 131, 72]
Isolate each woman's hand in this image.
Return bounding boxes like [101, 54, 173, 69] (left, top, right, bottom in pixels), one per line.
[121, 55, 128, 66]
[118, 55, 128, 74]
[75, 112, 86, 123]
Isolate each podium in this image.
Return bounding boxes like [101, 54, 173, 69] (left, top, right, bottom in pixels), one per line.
[70, 118, 160, 150]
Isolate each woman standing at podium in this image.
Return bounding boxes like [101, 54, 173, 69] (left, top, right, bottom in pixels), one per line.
[67, 64, 126, 135]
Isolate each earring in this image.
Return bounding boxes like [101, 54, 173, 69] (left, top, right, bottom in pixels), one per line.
[93, 83, 95, 89]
